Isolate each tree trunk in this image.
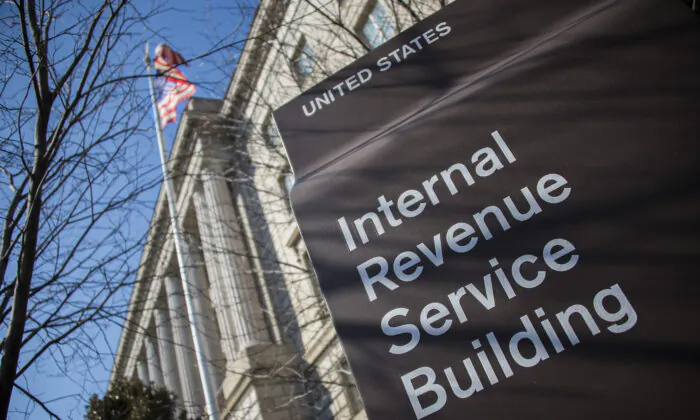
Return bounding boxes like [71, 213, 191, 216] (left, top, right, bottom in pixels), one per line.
[0, 113, 48, 419]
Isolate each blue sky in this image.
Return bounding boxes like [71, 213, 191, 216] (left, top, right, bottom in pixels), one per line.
[6, 1, 256, 418]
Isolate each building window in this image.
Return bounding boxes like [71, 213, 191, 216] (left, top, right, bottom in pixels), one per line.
[263, 112, 280, 147]
[288, 229, 330, 322]
[307, 365, 334, 420]
[282, 170, 295, 195]
[361, 1, 396, 49]
[299, 246, 330, 320]
[279, 168, 295, 212]
[338, 358, 364, 416]
[293, 39, 314, 85]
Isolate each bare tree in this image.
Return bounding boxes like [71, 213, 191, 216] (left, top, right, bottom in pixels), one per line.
[0, 1, 170, 418]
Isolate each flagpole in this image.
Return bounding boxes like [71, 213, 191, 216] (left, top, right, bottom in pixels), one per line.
[144, 42, 220, 420]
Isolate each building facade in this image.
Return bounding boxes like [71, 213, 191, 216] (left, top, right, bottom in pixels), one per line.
[110, 1, 446, 419]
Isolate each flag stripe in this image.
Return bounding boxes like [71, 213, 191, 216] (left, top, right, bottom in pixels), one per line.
[154, 44, 196, 127]
[158, 83, 196, 111]
[157, 80, 195, 124]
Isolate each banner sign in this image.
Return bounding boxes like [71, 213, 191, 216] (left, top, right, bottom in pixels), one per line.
[273, 1, 700, 418]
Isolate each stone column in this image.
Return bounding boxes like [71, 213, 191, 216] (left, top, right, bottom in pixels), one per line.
[193, 191, 240, 367]
[164, 275, 204, 410]
[154, 305, 182, 397]
[137, 358, 150, 384]
[199, 170, 269, 350]
[183, 241, 225, 387]
[145, 336, 164, 388]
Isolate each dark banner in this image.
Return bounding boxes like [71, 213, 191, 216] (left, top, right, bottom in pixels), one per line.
[273, 1, 700, 418]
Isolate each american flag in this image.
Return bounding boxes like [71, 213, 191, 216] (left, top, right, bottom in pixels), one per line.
[154, 44, 196, 127]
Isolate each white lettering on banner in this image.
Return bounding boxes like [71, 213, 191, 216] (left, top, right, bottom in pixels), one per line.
[377, 22, 452, 72]
[380, 238, 579, 355]
[302, 69, 372, 117]
[357, 174, 572, 302]
[400, 284, 638, 419]
[301, 21, 453, 117]
[328, 126, 642, 419]
[339, 130, 518, 254]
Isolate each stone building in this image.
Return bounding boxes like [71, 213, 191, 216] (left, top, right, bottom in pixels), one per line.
[109, 1, 445, 419]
